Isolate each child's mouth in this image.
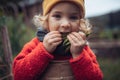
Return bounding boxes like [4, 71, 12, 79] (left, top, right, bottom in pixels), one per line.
[53, 32, 71, 55]
[59, 32, 71, 53]
[60, 32, 70, 40]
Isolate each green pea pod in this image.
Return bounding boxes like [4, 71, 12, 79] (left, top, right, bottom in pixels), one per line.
[63, 38, 68, 44]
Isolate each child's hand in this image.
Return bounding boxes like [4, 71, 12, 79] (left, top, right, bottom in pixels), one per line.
[67, 32, 86, 58]
[43, 31, 62, 53]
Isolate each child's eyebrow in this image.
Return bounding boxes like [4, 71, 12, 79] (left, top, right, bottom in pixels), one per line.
[53, 11, 79, 15]
[70, 12, 79, 15]
[53, 11, 62, 14]
[69, 12, 80, 16]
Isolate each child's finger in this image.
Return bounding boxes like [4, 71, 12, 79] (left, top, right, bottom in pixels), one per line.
[48, 34, 61, 39]
[47, 31, 61, 35]
[47, 37, 62, 44]
[52, 40, 62, 47]
[44, 31, 61, 40]
[71, 32, 83, 41]
[69, 33, 83, 43]
[67, 33, 86, 46]
[67, 34, 79, 44]
[78, 31, 86, 40]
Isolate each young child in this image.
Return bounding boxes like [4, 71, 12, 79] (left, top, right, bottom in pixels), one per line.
[13, 0, 103, 80]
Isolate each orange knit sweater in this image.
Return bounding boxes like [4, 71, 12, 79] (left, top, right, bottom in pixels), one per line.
[13, 37, 103, 80]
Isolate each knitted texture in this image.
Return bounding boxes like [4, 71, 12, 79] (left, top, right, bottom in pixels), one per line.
[13, 37, 103, 80]
[13, 37, 54, 80]
[70, 46, 103, 80]
[42, 0, 85, 18]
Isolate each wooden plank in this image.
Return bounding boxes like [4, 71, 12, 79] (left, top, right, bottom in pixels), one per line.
[0, 25, 13, 80]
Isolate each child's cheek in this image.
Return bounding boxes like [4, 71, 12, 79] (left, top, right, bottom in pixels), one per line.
[72, 21, 80, 32]
[49, 23, 59, 31]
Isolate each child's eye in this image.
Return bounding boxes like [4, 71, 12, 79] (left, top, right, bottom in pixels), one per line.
[53, 14, 61, 19]
[69, 16, 79, 20]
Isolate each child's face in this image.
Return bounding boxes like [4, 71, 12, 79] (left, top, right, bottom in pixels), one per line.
[48, 2, 81, 33]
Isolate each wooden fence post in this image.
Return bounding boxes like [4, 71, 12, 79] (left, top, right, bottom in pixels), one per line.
[0, 16, 13, 80]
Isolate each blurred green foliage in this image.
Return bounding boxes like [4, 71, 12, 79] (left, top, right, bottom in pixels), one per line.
[98, 57, 120, 80]
[0, 15, 35, 56]
[99, 29, 113, 40]
[99, 28, 120, 40]
[0, 16, 6, 27]
[7, 16, 35, 56]
[0, 15, 35, 79]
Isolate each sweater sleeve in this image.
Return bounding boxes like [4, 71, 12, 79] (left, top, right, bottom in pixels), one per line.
[69, 45, 103, 80]
[13, 37, 54, 80]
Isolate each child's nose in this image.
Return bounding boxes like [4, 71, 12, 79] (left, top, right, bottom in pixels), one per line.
[60, 19, 70, 29]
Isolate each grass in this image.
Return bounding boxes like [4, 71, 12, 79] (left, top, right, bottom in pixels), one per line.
[97, 57, 120, 80]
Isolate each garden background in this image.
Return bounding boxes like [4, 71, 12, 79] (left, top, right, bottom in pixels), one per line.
[0, 0, 120, 80]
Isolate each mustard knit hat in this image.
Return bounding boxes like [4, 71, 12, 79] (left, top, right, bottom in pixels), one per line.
[42, 0, 85, 18]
